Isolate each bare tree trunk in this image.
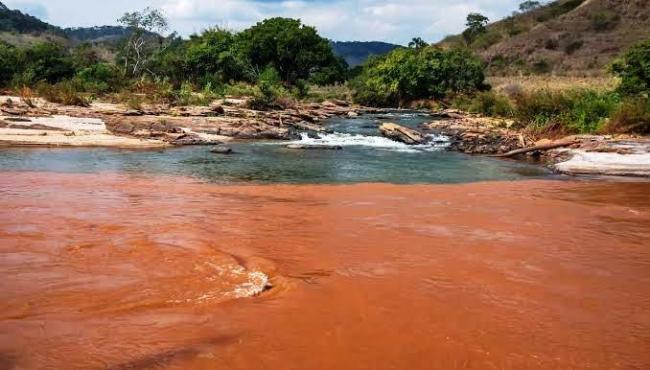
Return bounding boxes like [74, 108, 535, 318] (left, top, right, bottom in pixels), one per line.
[492, 139, 577, 158]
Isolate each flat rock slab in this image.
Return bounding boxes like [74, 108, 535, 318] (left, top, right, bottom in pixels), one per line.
[554, 149, 650, 177]
[0, 129, 167, 148]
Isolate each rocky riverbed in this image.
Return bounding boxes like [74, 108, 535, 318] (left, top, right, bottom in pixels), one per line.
[2, 95, 649, 177]
[420, 110, 650, 177]
[0, 95, 373, 147]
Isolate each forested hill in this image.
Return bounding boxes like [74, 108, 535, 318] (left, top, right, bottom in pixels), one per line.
[0, 0, 61, 34]
[0, 1, 398, 66]
[439, 0, 650, 75]
[330, 41, 402, 67]
[64, 26, 133, 43]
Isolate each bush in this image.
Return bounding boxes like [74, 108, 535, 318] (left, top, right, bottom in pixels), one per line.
[132, 78, 176, 104]
[451, 91, 514, 117]
[35, 80, 91, 107]
[564, 39, 584, 55]
[175, 81, 194, 106]
[0, 42, 19, 87]
[75, 63, 123, 93]
[472, 31, 503, 50]
[351, 47, 488, 107]
[591, 10, 621, 32]
[536, 0, 585, 22]
[531, 59, 552, 74]
[248, 67, 287, 110]
[605, 97, 650, 134]
[306, 84, 351, 103]
[223, 82, 257, 98]
[545, 38, 559, 50]
[611, 39, 650, 96]
[124, 95, 144, 110]
[513, 89, 619, 133]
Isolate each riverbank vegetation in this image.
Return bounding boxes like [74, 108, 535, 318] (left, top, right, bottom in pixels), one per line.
[448, 38, 649, 135]
[0, 9, 348, 109]
[0, 3, 648, 137]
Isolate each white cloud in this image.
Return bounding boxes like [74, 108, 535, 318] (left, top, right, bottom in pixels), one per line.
[3, 0, 522, 44]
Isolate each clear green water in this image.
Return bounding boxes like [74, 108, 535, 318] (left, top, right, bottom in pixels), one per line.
[0, 112, 552, 184]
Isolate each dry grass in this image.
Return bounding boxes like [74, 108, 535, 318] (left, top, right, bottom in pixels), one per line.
[0, 31, 68, 47]
[488, 75, 619, 94]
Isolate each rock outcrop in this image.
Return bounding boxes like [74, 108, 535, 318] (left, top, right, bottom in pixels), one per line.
[379, 123, 427, 145]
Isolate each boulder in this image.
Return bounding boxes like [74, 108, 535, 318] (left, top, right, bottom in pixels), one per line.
[172, 133, 221, 146]
[347, 111, 359, 118]
[209, 103, 225, 114]
[211, 145, 234, 154]
[379, 123, 427, 145]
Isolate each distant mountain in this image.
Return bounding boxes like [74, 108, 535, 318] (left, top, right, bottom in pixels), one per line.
[331, 41, 402, 67]
[0, 2, 143, 46]
[0, 0, 61, 35]
[438, 0, 650, 75]
[3, 1, 400, 67]
[64, 26, 136, 44]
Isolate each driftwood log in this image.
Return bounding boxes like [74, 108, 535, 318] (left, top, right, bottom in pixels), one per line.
[493, 139, 577, 158]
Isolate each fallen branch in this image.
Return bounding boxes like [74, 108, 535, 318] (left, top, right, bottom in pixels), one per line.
[493, 139, 577, 158]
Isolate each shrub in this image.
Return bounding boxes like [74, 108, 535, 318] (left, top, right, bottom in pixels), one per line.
[513, 89, 619, 133]
[611, 39, 650, 96]
[19, 86, 36, 108]
[175, 81, 194, 106]
[591, 10, 621, 32]
[0, 42, 19, 87]
[536, 0, 585, 22]
[306, 84, 352, 103]
[35, 80, 91, 107]
[605, 97, 650, 134]
[545, 38, 559, 50]
[124, 95, 144, 110]
[248, 67, 287, 110]
[564, 39, 584, 55]
[352, 47, 488, 107]
[75, 63, 123, 93]
[472, 31, 503, 50]
[451, 91, 514, 117]
[531, 59, 552, 74]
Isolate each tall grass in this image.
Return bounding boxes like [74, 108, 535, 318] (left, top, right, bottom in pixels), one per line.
[451, 88, 623, 135]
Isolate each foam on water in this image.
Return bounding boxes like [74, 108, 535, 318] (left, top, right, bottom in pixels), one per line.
[288, 132, 449, 153]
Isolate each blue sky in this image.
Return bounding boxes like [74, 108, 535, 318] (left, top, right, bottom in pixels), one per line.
[4, 0, 524, 45]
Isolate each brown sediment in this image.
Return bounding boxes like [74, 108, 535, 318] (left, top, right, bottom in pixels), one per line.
[1, 173, 650, 369]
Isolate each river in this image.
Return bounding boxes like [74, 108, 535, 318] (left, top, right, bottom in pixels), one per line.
[0, 113, 649, 369]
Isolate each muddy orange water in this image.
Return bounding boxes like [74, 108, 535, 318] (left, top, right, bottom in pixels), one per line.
[1, 172, 650, 369]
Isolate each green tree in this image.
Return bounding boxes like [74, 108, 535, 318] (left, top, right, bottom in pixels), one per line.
[519, 1, 542, 12]
[20, 42, 76, 85]
[463, 13, 489, 44]
[612, 39, 650, 96]
[0, 42, 19, 87]
[71, 43, 101, 69]
[408, 37, 428, 49]
[117, 7, 169, 77]
[236, 17, 346, 84]
[185, 28, 250, 84]
[351, 47, 487, 107]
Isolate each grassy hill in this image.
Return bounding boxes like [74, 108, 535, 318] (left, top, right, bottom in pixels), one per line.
[440, 0, 650, 76]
